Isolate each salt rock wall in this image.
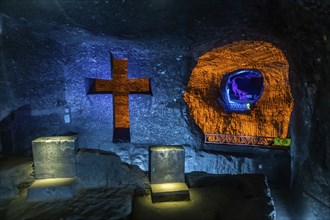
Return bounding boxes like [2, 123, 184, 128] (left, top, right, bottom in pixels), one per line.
[272, 0, 330, 218]
[184, 41, 294, 138]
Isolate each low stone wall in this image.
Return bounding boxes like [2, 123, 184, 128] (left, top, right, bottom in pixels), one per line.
[0, 158, 34, 199]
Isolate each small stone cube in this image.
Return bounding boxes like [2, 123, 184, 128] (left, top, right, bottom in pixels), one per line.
[32, 136, 77, 179]
[149, 145, 185, 184]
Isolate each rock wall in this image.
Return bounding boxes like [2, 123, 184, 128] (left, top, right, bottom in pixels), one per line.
[272, 0, 330, 218]
[0, 158, 33, 199]
[0, 17, 199, 151]
[90, 143, 289, 182]
[0, 0, 281, 153]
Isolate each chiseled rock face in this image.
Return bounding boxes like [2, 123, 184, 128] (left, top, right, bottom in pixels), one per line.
[184, 40, 294, 138]
[184, 146, 255, 175]
[0, 160, 34, 199]
[272, 1, 330, 218]
[105, 144, 257, 177]
[75, 149, 149, 190]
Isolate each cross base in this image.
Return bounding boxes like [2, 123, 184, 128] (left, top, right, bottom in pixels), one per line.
[113, 128, 130, 142]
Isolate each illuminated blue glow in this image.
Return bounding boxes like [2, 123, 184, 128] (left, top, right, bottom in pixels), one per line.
[218, 69, 264, 113]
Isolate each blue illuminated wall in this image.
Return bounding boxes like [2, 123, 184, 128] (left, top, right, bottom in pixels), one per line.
[0, 17, 199, 151]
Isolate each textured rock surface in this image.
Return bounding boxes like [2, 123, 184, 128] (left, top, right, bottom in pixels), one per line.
[184, 40, 293, 138]
[76, 145, 258, 188]
[0, 21, 200, 149]
[0, 158, 33, 199]
[184, 146, 255, 174]
[271, 1, 330, 218]
[75, 148, 149, 190]
[89, 144, 256, 176]
[75, 144, 288, 182]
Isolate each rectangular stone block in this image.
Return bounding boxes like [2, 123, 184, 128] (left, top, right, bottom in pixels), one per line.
[32, 136, 77, 179]
[149, 145, 185, 184]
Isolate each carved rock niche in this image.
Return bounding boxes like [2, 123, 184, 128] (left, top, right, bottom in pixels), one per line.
[184, 40, 294, 138]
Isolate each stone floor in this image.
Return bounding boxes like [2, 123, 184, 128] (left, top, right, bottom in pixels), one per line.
[1, 174, 277, 220]
[131, 173, 275, 220]
[0, 156, 298, 220]
[1, 187, 134, 220]
[268, 181, 298, 220]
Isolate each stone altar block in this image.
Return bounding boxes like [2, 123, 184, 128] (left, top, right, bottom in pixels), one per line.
[149, 145, 185, 184]
[32, 136, 77, 179]
[149, 145, 189, 203]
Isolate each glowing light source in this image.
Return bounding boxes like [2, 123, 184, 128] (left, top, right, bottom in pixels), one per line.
[153, 182, 188, 191]
[150, 182, 190, 203]
[29, 177, 76, 187]
[27, 177, 76, 201]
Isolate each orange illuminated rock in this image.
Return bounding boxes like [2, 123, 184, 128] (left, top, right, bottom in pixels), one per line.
[184, 41, 294, 138]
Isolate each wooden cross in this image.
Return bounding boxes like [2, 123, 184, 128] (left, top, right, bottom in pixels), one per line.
[89, 57, 151, 142]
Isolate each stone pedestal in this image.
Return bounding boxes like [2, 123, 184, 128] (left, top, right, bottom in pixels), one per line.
[32, 136, 77, 179]
[149, 145, 185, 184]
[149, 145, 189, 203]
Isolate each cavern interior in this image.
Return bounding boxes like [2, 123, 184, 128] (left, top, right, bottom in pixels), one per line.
[0, 0, 329, 219]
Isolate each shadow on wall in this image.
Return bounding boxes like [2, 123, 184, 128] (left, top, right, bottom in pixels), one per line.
[0, 105, 32, 155]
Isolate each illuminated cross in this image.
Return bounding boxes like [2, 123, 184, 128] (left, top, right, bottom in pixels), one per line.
[89, 57, 151, 142]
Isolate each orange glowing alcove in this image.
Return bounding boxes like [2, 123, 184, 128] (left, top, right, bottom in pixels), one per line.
[184, 41, 294, 142]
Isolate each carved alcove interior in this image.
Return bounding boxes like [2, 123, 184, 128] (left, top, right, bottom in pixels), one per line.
[184, 40, 294, 140]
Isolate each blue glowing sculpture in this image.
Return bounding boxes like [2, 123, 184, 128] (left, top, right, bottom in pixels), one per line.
[218, 69, 264, 113]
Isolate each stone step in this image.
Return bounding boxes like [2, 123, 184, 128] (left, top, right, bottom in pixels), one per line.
[27, 177, 76, 201]
[150, 182, 190, 203]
